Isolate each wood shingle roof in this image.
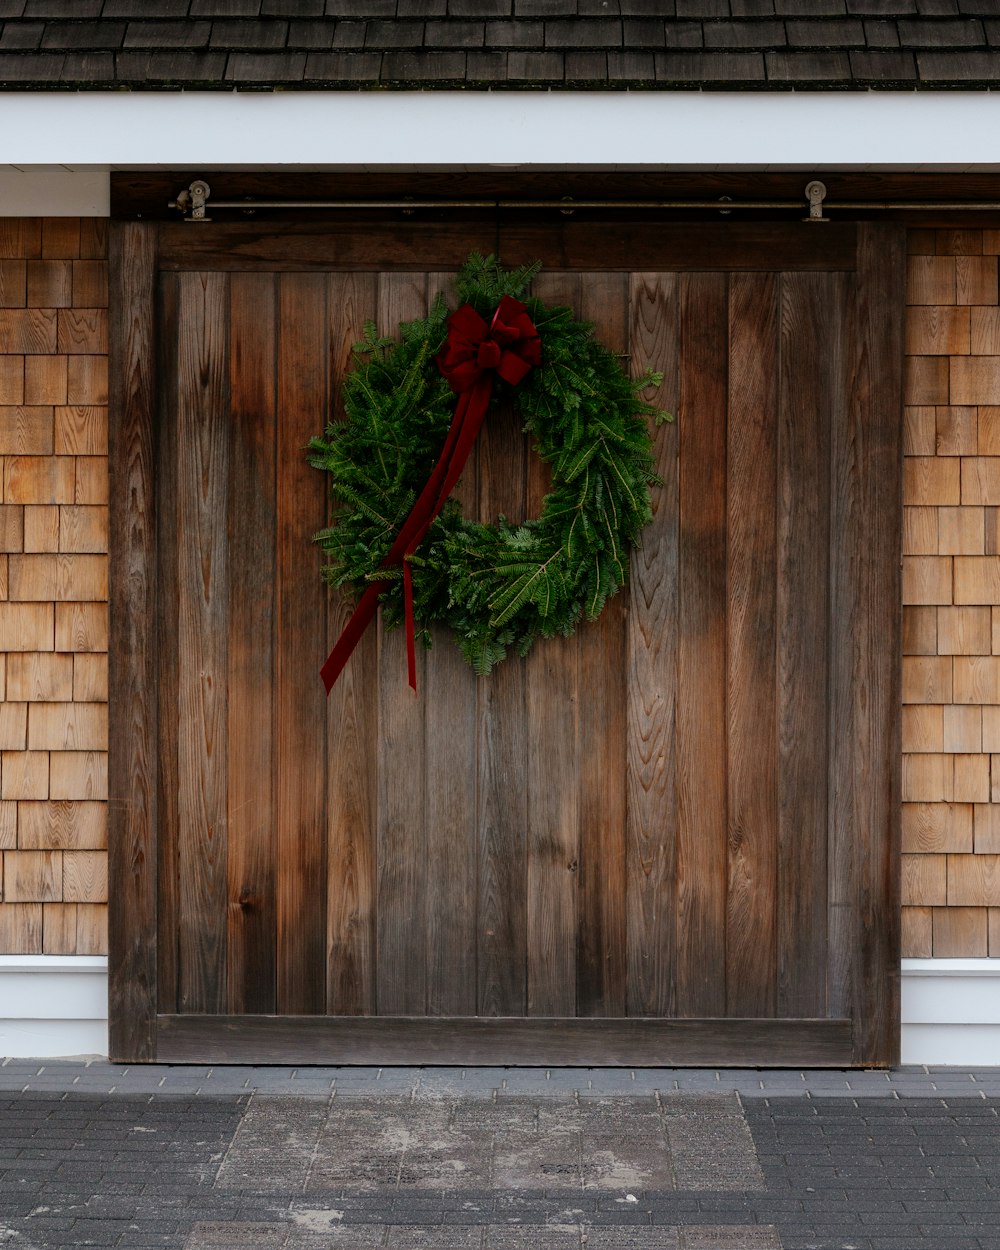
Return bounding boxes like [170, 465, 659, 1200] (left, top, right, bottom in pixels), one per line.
[0, 1, 997, 89]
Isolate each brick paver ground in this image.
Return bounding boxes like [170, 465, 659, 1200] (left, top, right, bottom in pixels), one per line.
[0, 1064, 998, 1249]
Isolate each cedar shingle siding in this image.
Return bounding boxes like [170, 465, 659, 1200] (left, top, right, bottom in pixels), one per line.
[0, 220, 109, 960]
[0, 1, 996, 89]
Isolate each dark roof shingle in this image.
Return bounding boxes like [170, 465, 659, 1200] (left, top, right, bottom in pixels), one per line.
[0, 1, 997, 88]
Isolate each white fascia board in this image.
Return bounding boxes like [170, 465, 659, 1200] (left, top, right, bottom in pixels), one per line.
[0, 91, 999, 172]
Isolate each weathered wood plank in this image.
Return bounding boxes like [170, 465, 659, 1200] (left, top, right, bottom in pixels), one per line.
[227, 272, 277, 1016]
[108, 221, 158, 1062]
[424, 626, 478, 1016]
[525, 271, 580, 1019]
[157, 1013, 854, 1068]
[276, 273, 329, 1015]
[423, 272, 479, 1018]
[175, 271, 229, 1015]
[726, 272, 779, 1019]
[158, 223, 857, 275]
[847, 224, 905, 1065]
[776, 273, 835, 1020]
[577, 271, 628, 1018]
[375, 272, 429, 1016]
[626, 272, 679, 1020]
[476, 397, 528, 1018]
[154, 272, 180, 1016]
[827, 257, 862, 1035]
[675, 272, 728, 1019]
[326, 272, 379, 1018]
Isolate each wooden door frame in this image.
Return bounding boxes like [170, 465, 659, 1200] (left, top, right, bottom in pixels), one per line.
[108, 218, 903, 1066]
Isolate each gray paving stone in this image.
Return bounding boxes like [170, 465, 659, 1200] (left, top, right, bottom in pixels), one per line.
[184, 1225, 288, 1248]
[680, 1231, 780, 1250]
[661, 1096, 764, 1192]
[484, 1229, 580, 1249]
[215, 1097, 328, 1192]
[585, 1234, 679, 1249]
[384, 1230, 484, 1247]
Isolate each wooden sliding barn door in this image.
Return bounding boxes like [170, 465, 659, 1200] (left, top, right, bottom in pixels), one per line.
[109, 220, 903, 1065]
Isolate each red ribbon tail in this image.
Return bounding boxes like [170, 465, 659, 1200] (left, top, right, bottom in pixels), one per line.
[404, 559, 417, 693]
[321, 295, 538, 696]
[320, 580, 385, 694]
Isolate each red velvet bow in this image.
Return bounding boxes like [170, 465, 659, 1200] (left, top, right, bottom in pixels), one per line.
[437, 296, 542, 394]
[321, 296, 540, 695]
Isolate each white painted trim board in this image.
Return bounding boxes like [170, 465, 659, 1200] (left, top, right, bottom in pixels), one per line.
[0, 956, 108, 1059]
[901, 959, 1000, 1067]
[1, 91, 1000, 172]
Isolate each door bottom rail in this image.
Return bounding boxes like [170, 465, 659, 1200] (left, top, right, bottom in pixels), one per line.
[153, 1013, 854, 1067]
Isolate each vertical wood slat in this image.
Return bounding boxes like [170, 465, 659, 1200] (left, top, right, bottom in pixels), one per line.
[424, 600, 478, 1014]
[577, 272, 628, 1018]
[476, 396, 528, 1018]
[776, 273, 836, 1019]
[626, 272, 679, 1019]
[227, 273, 277, 1015]
[155, 273, 180, 1015]
[276, 273, 329, 1014]
[424, 272, 479, 1018]
[526, 271, 580, 1018]
[828, 267, 859, 1032]
[725, 272, 779, 1018]
[175, 272, 230, 1014]
[847, 224, 905, 1064]
[428, 271, 476, 1011]
[376, 272, 429, 1016]
[108, 221, 159, 1061]
[675, 271, 728, 1019]
[326, 272, 378, 1017]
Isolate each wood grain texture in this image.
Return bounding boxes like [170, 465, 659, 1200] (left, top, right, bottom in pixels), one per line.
[424, 624, 477, 1016]
[827, 264, 858, 1032]
[154, 272, 180, 1015]
[776, 273, 836, 1020]
[725, 272, 779, 1019]
[577, 272, 628, 1018]
[476, 397, 528, 1018]
[375, 271, 429, 1017]
[326, 272, 378, 1017]
[829, 228, 905, 1055]
[675, 272, 728, 1019]
[157, 223, 857, 276]
[424, 269, 478, 1018]
[226, 272, 277, 1015]
[525, 271, 580, 1019]
[157, 1012, 854, 1067]
[626, 273, 679, 1020]
[175, 271, 229, 1014]
[107, 221, 158, 1061]
[847, 224, 905, 1065]
[276, 273, 329, 1015]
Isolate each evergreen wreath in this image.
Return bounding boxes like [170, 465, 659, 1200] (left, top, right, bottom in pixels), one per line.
[308, 253, 669, 677]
